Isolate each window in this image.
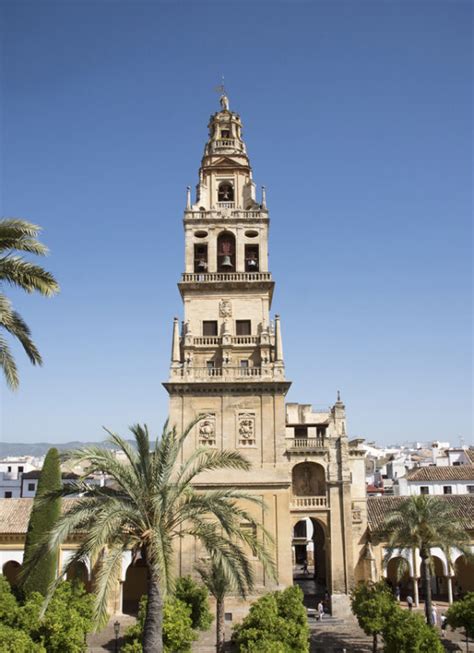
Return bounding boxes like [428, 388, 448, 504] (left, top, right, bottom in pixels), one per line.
[28, 483, 35, 492]
[443, 486, 452, 495]
[467, 486, 474, 494]
[7, 466, 11, 473]
[217, 182, 234, 202]
[236, 320, 251, 336]
[18, 466, 24, 473]
[295, 426, 308, 438]
[453, 461, 461, 466]
[194, 244, 208, 272]
[203, 321, 218, 336]
[420, 486, 429, 495]
[217, 232, 235, 271]
[245, 244, 259, 272]
[240, 360, 249, 369]
[4, 492, 12, 498]
[206, 360, 215, 370]
[221, 130, 230, 139]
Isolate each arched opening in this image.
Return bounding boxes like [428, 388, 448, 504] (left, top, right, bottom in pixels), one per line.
[386, 556, 411, 600]
[430, 555, 447, 600]
[217, 181, 234, 203]
[217, 232, 236, 272]
[292, 462, 326, 497]
[2, 561, 21, 587]
[292, 518, 329, 611]
[454, 555, 474, 598]
[122, 558, 147, 615]
[66, 560, 91, 592]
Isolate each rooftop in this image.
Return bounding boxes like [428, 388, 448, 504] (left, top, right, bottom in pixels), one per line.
[0, 498, 76, 534]
[405, 466, 474, 482]
[368, 495, 474, 531]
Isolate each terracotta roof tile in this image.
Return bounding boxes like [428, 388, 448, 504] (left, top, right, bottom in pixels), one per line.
[0, 498, 77, 534]
[405, 466, 474, 482]
[367, 495, 474, 531]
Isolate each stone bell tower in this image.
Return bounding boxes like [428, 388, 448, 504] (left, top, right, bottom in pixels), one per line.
[163, 93, 293, 597]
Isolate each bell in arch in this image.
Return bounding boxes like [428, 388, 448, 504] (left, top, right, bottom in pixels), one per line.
[221, 255, 233, 269]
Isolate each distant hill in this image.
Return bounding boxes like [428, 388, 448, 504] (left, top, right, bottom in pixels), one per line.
[0, 440, 135, 457]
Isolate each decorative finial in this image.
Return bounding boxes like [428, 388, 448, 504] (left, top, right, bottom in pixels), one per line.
[186, 186, 191, 210]
[337, 390, 341, 402]
[261, 186, 267, 209]
[215, 75, 229, 111]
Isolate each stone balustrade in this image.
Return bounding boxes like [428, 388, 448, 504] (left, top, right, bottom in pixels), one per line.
[290, 496, 328, 510]
[169, 365, 286, 382]
[181, 272, 272, 283]
[287, 438, 326, 451]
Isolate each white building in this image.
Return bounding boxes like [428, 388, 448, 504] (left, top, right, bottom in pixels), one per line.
[0, 458, 39, 499]
[397, 465, 474, 496]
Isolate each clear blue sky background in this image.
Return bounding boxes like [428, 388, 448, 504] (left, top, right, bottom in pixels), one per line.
[0, 1, 472, 446]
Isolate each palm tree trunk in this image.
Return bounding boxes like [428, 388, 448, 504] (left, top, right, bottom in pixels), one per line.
[143, 567, 163, 653]
[421, 551, 433, 626]
[216, 596, 225, 653]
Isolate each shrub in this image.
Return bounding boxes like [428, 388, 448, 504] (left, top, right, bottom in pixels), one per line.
[446, 592, 474, 641]
[0, 623, 45, 653]
[175, 575, 213, 631]
[383, 608, 444, 653]
[232, 586, 309, 653]
[21, 447, 62, 597]
[351, 581, 397, 653]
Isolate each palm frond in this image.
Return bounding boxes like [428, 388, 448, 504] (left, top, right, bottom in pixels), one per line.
[0, 256, 59, 295]
[0, 334, 19, 389]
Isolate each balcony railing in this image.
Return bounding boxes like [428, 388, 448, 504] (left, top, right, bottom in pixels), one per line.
[193, 336, 222, 346]
[169, 365, 286, 382]
[214, 139, 236, 149]
[190, 335, 259, 347]
[184, 209, 267, 220]
[216, 202, 235, 209]
[287, 438, 326, 451]
[290, 496, 328, 510]
[181, 272, 272, 283]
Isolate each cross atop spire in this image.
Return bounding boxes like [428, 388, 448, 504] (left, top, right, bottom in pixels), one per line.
[215, 75, 229, 111]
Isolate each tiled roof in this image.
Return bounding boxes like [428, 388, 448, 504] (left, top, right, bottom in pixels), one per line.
[21, 470, 79, 480]
[0, 498, 76, 534]
[466, 449, 474, 464]
[368, 495, 474, 531]
[405, 466, 474, 482]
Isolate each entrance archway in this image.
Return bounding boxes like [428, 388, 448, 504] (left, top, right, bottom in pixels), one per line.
[66, 560, 91, 592]
[292, 517, 328, 609]
[386, 556, 411, 599]
[2, 561, 21, 587]
[454, 555, 474, 597]
[122, 558, 147, 615]
[431, 556, 447, 600]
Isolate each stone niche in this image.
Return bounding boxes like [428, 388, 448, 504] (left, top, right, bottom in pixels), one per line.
[292, 462, 326, 496]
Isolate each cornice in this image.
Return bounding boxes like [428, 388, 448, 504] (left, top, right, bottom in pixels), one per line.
[163, 380, 292, 397]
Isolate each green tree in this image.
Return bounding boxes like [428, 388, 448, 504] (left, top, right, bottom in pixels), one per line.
[0, 218, 59, 389]
[232, 586, 309, 653]
[379, 495, 471, 625]
[351, 581, 397, 653]
[174, 576, 213, 631]
[21, 447, 62, 597]
[382, 607, 444, 653]
[23, 421, 274, 653]
[0, 623, 45, 653]
[446, 592, 474, 651]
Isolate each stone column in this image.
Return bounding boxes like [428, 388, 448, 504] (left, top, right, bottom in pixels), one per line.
[411, 577, 420, 607]
[446, 575, 453, 604]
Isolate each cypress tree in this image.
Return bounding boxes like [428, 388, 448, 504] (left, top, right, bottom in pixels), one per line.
[21, 447, 62, 596]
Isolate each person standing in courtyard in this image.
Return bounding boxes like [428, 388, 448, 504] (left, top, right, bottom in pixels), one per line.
[406, 595, 413, 611]
[317, 600, 324, 621]
[431, 604, 438, 627]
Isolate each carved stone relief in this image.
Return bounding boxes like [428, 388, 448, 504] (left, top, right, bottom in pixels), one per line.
[238, 412, 256, 447]
[219, 299, 232, 317]
[198, 413, 216, 447]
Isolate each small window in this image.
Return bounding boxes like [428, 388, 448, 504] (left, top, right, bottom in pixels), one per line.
[4, 492, 12, 498]
[218, 182, 234, 202]
[206, 360, 215, 370]
[240, 360, 249, 369]
[194, 244, 208, 272]
[420, 486, 429, 495]
[221, 130, 230, 139]
[236, 320, 251, 336]
[18, 466, 24, 473]
[7, 466, 11, 473]
[203, 321, 218, 336]
[453, 461, 461, 466]
[467, 486, 474, 494]
[28, 483, 35, 492]
[443, 486, 452, 495]
[224, 613, 233, 622]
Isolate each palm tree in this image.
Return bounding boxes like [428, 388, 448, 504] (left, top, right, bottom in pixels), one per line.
[196, 546, 274, 653]
[380, 495, 471, 626]
[0, 218, 59, 389]
[22, 420, 274, 653]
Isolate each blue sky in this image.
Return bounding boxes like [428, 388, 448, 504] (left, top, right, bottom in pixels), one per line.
[0, 1, 471, 446]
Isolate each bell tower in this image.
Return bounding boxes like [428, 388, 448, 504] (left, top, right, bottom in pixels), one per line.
[164, 93, 293, 596]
